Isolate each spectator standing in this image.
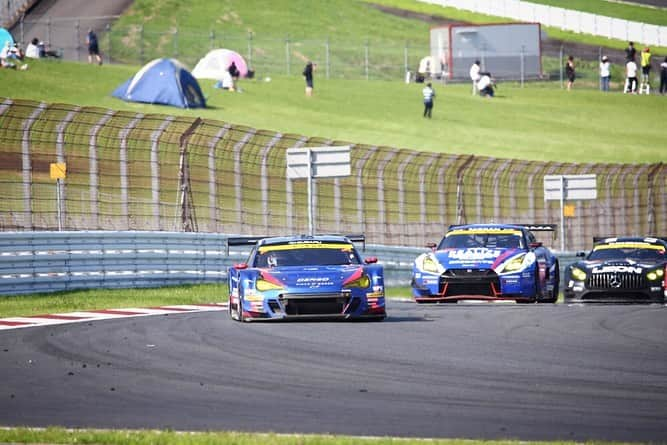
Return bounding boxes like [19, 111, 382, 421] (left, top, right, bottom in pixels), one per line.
[86, 29, 102, 65]
[25, 38, 40, 59]
[599, 56, 611, 92]
[422, 82, 435, 118]
[477, 72, 495, 98]
[565, 56, 575, 91]
[303, 61, 315, 97]
[625, 58, 638, 94]
[640, 47, 651, 86]
[469, 60, 481, 96]
[625, 41, 636, 62]
[660, 56, 667, 95]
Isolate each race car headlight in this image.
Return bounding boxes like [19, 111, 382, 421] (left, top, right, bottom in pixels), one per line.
[501, 255, 525, 272]
[416, 254, 440, 274]
[647, 269, 663, 281]
[344, 274, 371, 289]
[256, 279, 284, 291]
[571, 267, 587, 281]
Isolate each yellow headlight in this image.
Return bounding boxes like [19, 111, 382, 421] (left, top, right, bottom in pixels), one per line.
[656, 269, 664, 277]
[647, 271, 659, 281]
[502, 256, 525, 272]
[422, 257, 438, 273]
[345, 274, 371, 289]
[256, 279, 283, 291]
[571, 267, 587, 281]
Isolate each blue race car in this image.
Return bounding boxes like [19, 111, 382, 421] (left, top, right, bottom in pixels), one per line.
[412, 224, 559, 303]
[227, 235, 386, 321]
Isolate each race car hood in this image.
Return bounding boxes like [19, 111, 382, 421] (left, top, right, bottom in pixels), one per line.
[259, 265, 364, 290]
[434, 247, 522, 269]
[575, 258, 662, 272]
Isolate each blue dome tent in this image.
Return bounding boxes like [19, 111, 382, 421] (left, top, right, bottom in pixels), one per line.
[112, 58, 206, 109]
[0, 28, 14, 50]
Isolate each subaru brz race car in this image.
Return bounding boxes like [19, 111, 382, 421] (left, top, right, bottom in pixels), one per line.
[412, 224, 559, 303]
[564, 236, 667, 303]
[227, 235, 386, 321]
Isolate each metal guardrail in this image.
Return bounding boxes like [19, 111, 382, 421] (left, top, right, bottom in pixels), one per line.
[0, 231, 578, 296]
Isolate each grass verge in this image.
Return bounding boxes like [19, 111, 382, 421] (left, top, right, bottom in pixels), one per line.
[0, 427, 610, 445]
[0, 284, 413, 318]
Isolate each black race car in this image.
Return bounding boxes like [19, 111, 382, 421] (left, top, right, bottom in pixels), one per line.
[564, 237, 667, 303]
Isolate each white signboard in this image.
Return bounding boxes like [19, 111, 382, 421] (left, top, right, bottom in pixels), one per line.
[286, 146, 351, 179]
[543, 174, 597, 251]
[544, 174, 597, 201]
[286, 146, 352, 235]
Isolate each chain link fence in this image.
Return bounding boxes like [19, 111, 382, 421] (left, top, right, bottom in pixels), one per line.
[0, 98, 664, 251]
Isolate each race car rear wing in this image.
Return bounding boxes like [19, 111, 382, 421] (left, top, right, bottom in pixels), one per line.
[447, 224, 556, 232]
[592, 236, 667, 244]
[225, 234, 366, 254]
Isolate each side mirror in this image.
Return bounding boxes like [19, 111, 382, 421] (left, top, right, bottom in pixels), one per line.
[426, 242, 437, 251]
[364, 257, 378, 264]
[576, 251, 586, 258]
[529, 242, 543, 249]
[233, 263, 248, 270]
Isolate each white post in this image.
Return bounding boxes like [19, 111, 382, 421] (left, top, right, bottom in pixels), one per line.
[56, 178, 63, 231]
[560, 175, 565, 251]
[307, 147, 313, 235]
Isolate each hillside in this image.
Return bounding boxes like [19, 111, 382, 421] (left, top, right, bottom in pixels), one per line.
[0, 59, 663, 164]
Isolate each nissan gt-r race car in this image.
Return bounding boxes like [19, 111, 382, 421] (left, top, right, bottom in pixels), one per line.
[564, 236, 667, 303]
[411, 224, 560, 303]
[227, 235, 386, 321]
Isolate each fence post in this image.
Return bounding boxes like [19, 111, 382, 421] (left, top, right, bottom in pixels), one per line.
[55, 107, 80, 230]
[76, 19, 80, 62]
[559, 44, 563, 89]
[173, 26, 178, 58]
[285, 34, 290, 75]
[119, 114, 143, 229]
[179, 118, 203, 232]
[520, 45, 525, 87]
[404, 42, 409, 78]
[150, 117, 175, 231]
[139, 24, 144, 65]
[106, 23, 111, 65]
[325, 37, 330, 79]
[646, 163, 663, 235]
[88, 110, 115, 230]
[364, 39, 369, 80]
[247, 31, 253, 69]
[455, 155, 475, 225]
[21, 103, 47, 230]
[47, 17, 51, 50]
[207, 124, 230, 232]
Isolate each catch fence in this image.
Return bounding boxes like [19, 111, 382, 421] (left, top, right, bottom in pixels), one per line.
[0, 98, 664, 251]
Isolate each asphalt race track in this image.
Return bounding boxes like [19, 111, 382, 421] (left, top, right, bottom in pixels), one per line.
[1, 300, 667, 442]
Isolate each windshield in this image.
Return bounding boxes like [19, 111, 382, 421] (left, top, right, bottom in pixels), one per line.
[253, 243, 361, 267]
[439, 230, 524, 250]
[588, 243, 666, 262]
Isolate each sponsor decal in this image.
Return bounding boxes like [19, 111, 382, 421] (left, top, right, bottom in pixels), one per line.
[448, 248, 502, 261]
[295, 277, 333, 287]
[592, 266, 643, 274]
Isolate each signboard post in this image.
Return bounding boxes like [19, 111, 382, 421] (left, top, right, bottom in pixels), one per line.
[50, 163, 67, 231]
[544, 174, 597, 251]
[286, 146, 351, 235]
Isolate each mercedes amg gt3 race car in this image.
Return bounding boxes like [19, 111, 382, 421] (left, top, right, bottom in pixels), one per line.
[563, 236, 667, 303]
[412, 224, 560, 303]
[227, 235, 386, 321]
